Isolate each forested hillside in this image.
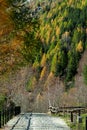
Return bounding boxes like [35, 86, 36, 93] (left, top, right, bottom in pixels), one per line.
[0, 0, 87, 112]
[39, 0, 87, 83]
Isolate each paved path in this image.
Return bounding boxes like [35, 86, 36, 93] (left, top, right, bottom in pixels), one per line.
[4, 113, 70, 130]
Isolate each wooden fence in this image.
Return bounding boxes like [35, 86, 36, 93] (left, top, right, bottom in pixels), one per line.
[49, 106, 87, 130]
[49, 106, 87, 122]
[0, 106, 21, 128]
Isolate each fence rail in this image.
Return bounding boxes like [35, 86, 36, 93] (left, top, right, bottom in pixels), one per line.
[0, 106, 21, 128]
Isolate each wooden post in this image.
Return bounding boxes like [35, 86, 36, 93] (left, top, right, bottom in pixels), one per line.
[71, 112, 73, 122]
[0, 111, 1, 128]
[78, 110, 81, 116]
[86, 117, 87, 130]
[78, 110, 82, 123]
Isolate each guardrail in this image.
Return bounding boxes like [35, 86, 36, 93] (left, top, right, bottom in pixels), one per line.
[0, 106, 21, 128]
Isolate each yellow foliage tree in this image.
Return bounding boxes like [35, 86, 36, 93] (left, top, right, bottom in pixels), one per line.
[0, 0, 13, 37]
[40, 66, 47, 80]
[40, 53, 47, 67]
[47, 12, 52, 19]
[76, 41, 83, 52]
[51, 36, 55, 43]
[56, 26, 60, 36]
[33, 60, 40, 70]
[44, 72, 55, 89]
[46, 31, 51, 44]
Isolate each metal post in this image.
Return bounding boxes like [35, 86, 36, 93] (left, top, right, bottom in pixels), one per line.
[0, 111, 1, 128]
[10, 108, 12, 119]
[2, 110, 4, 126]
[7, 109, 9, 122]
[9, 108, 11, 120]
[5, 110, 7, 124]
[8, 108, 10, 120]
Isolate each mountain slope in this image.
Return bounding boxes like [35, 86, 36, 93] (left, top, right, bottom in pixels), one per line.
[0, 0, 87, 111]
[38, 0, 87, 84]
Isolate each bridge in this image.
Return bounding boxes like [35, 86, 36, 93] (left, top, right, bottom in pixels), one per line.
[1, 105, 87, 130]
[0, 106, 70, 130]
[4, 113, 70, 130]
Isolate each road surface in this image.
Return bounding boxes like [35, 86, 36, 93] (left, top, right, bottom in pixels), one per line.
[4, 113, 70, 130]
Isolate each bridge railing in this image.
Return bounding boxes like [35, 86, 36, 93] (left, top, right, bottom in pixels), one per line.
[0, 106, 21, 128]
